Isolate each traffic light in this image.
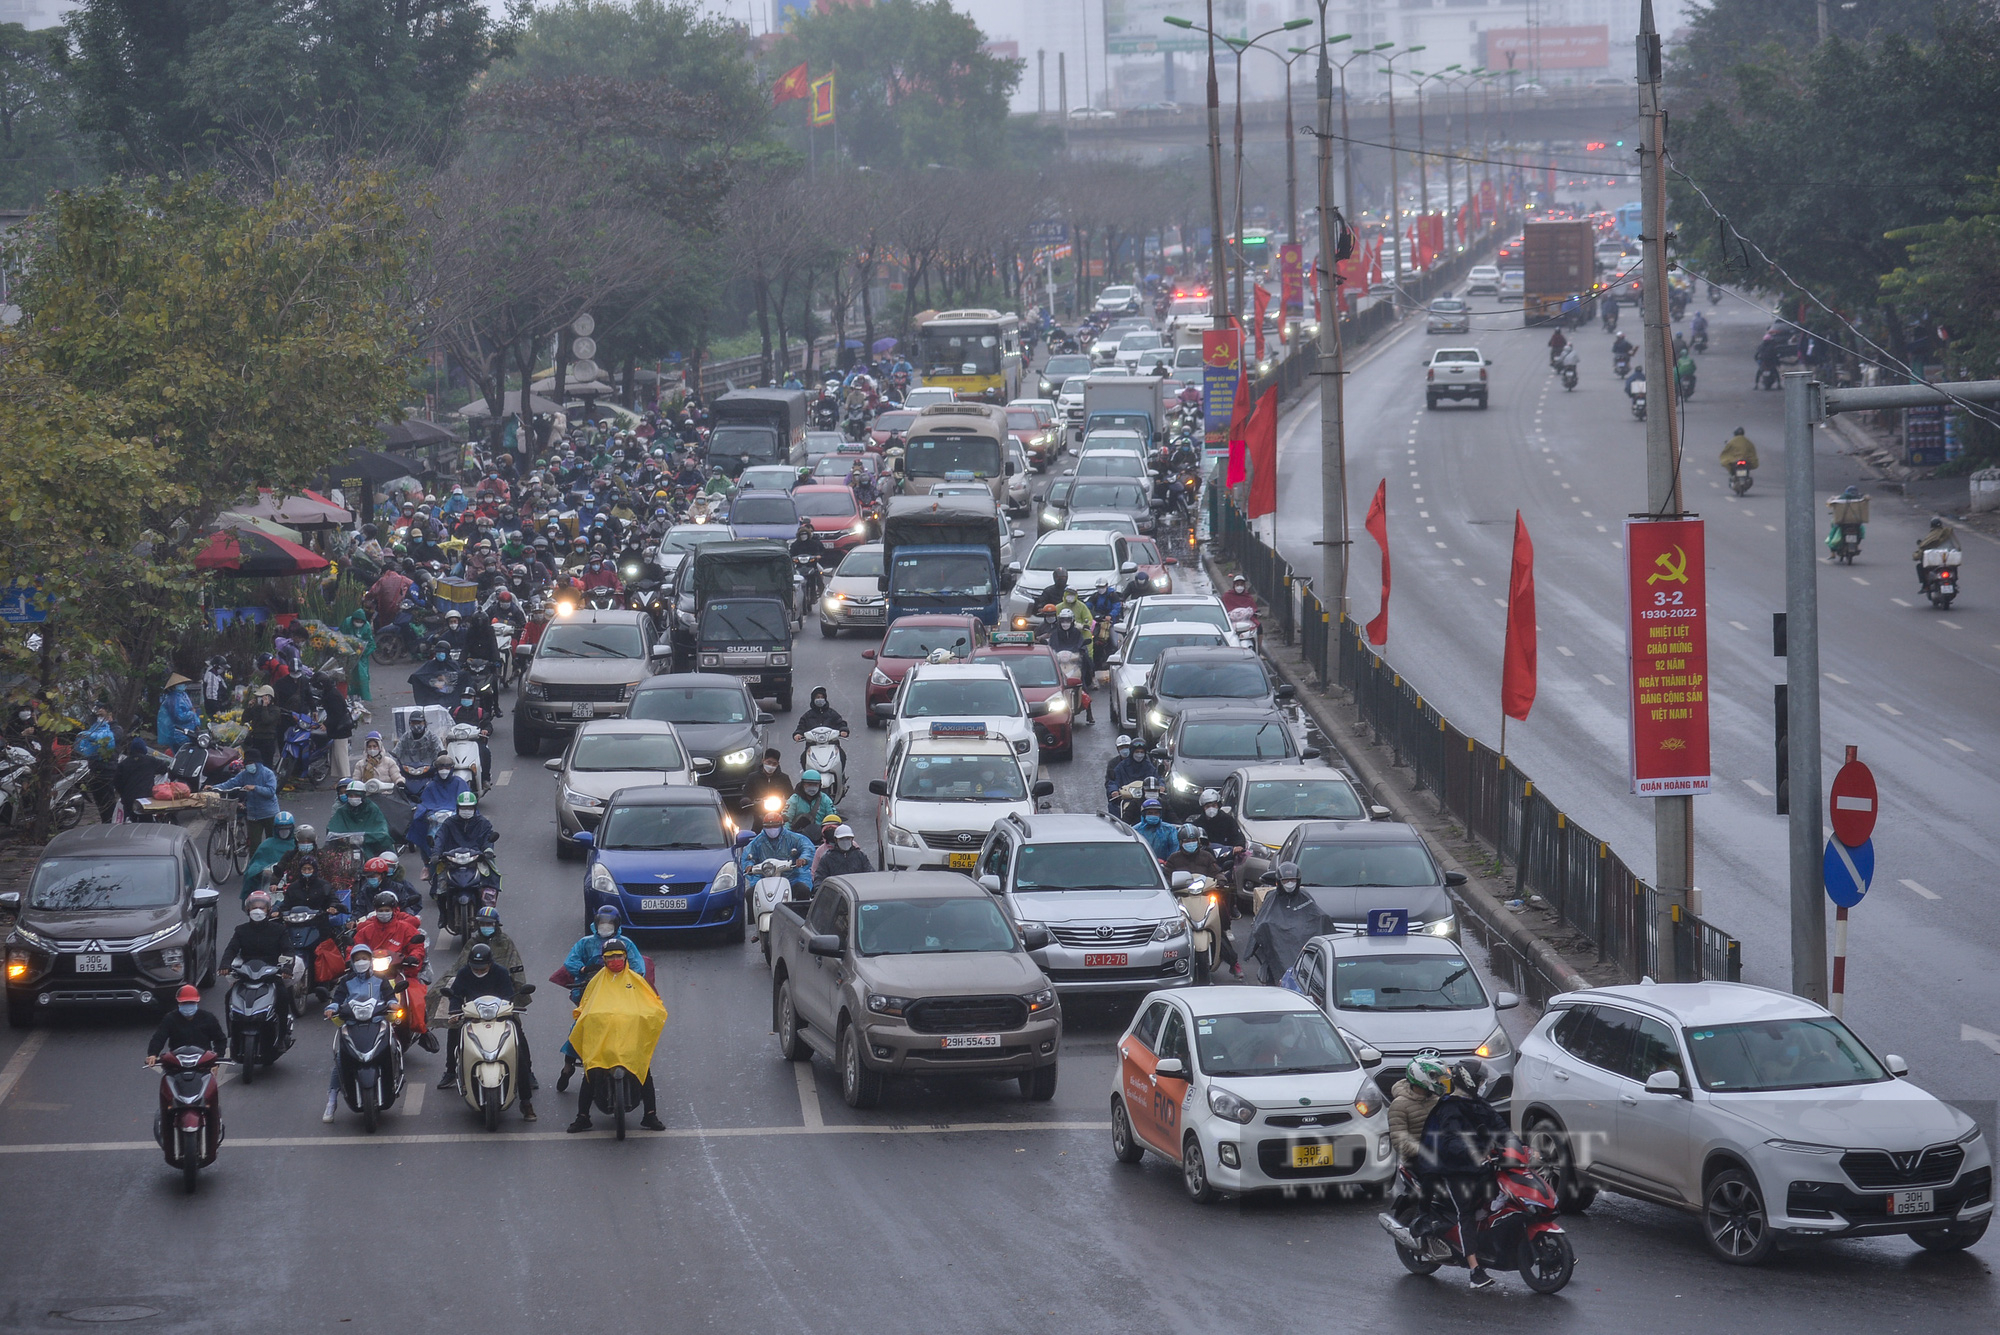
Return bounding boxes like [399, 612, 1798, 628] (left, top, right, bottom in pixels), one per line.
[1774, 683, 1789, 816]
[1585, 141, 1606, 151]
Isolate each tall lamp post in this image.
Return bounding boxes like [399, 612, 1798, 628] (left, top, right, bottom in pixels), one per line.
[1293, 38, 1388, 235]
[1407, 66, 1459, 257]
[1376, 45, 1424, 288]
[1235, 42, 1324, 247]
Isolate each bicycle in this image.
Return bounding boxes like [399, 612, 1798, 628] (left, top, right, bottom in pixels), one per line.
[205, 796, 250, 885]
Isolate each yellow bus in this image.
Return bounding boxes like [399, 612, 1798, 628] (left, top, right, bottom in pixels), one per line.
[913, 308, 1023, 402]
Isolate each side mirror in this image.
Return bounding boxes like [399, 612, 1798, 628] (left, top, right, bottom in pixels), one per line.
[1007, 562, 1023, 577]
[1005, 461, 1018, 476]
[1021, 925, 1051, 951]
[1884, 1054, 1909, 1077]
[871, 702, 894, 717]
[1164, 556, 1179, 566]
[192, 887, 220, 908]
[1153, 1057, 1185, 1076]
[1301, 747, 1321, 760]
[1644, 1069, 1683, 1094]
[1170, 870, 1192, 891]
[806, 933, 843, 958]
[1010, 527, 1025, 539]
[0, 891, 17, 909]
[757, 712, 776, 724]
[860, 649, 876, 660]
[1258, 870, 1278, 885]
[978, 874, 1003, 893]
[1370, 805, 1392, 819]
[1356, 1045, 1384, 1069]
[544, 758, 563, 772]
[734, 829, 755, 848]
[1443, 871, 1468, 887]
[651, 643, 672, 657]
[1121, 561, 1138, 575]
[1275, 684, 1295, 699]
[1032, 780, 1055, 798]
[868, 779, 889, 796]
[690, 758, 715, 776]
[572, 831, 594, 847]
[1494, 990, 1521, 1011]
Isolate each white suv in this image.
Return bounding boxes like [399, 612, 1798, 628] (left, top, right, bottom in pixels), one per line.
[1425, 347, 1489, 410]
[871, 724, 1051, 871]
[1465, 264, 1501, 295]
[1512, 982, 1991, 1264]
[882, 661, 1036, 767]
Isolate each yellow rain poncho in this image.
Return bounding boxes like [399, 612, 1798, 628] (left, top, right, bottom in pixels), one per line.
[569, 964, 667, 1083]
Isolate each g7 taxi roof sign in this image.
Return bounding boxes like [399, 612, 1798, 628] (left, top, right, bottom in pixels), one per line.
[927, 721, 987, 738]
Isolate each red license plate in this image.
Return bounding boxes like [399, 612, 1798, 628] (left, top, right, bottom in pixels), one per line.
[1084, 952, 1128, 967]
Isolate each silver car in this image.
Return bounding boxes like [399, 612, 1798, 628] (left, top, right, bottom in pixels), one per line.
[547, 718, 710, 857]
[1105, 620, 1229, 732]
[818, 542, 886, 637]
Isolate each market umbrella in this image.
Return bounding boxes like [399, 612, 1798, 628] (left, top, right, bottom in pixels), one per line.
[456, 391, 563, 420]
[379, 419, 461, 450]
[871, 337, 899, 354]
[192, 526, 330, 577]
[530, 375, 615, 397]
[215, 513, 304, 543]
[334, 446, 424, 488]
[232, 488, 352, 528]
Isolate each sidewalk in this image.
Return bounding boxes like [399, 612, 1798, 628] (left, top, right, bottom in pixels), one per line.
[1827, 412, 2000, 543]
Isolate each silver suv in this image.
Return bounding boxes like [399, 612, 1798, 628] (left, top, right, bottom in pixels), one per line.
[975, 812, 1191, 997]
[514, 608, 670, 756]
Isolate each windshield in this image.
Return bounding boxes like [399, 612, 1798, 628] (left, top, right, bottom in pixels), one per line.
[1059, 377, 1090, 396]
[1069, 516, 1137, 535]
[881, 625, 974, 659]
[917, 328, 1003, 376]
[663, 528, 734, 554]
[889, 552, 993, 597]
[730, 495, 797, 527]
[894, 752, 1028, 801]
[814, 456, 875, 481]
[739, 467, 797, 491]
[905, 434, 1002, 478]
[1119, 331, 1163, 352]
[1179, 720, 1293, 760]
[709, 425, 781, 463]
[1045, 356, 1093, 380]
[1193, 1010, 1357, 1078]
[1076, 454, 1145, 479]
[597, 803, 729, 850]
[698, 601, 788, 644]
[836, 548, 884, 578]
[538, 623, 645, 659]
[856, 896, 1017, 955]
[1127, 538, 1162, 565]
[1027, 541, 1116, 572]
[1072, 483, 1147, 511]
[1127, 631, 1225, 666]
[629, 686, 749, 724]
[1006, 410, 1042, 432]
[874, 411, 916, 436]
[27, 855, 180, 911]
[1014, 840, 1160, 891]
[1296, 842, 1437, 887]
[1170, 299, 1210, 318]
[571, 730, 686, 772]
[1333, 955, 1487, 1011]
[1242, 778, 1364, 821]
[1135, 603, 1229, 636]
[902, 678, 1020, 718]
[985, 652, 1060, 688]
[792, 491, 857, 518]
[1158, 660, 1268, 699]
[1685, 1017, 1889, 1092]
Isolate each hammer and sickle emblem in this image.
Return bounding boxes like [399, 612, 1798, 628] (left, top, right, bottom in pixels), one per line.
[1646, 545, 1690, 586]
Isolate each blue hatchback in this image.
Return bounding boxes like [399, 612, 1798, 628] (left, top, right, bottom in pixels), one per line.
[575, 785, 745, 940]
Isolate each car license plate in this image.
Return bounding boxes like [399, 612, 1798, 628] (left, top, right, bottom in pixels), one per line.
[941, 1035, 1000, 1049]
[947, 852, 978, 870]
[742, 675, 762, 684]
[852, 606, 882, 619]
[1890, 1188, 1935, 1216]
[1291, 1143, 1338, 1169]
[570, 702, 593, 719]
[1084, 952, 1128, 967]
[75, 953, 111, 973]
[640, 897, 688, 912]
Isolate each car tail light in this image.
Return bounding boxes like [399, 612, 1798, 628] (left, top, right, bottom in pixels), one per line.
[1479, 368, 1488, 381]
[1426, 369, 1435, 381]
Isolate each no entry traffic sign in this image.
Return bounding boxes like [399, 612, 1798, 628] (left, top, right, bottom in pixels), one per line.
[1829, 755, 1878, 848]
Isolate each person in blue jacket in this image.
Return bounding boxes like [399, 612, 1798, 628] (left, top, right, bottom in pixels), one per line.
[1133, 797, 1179, 861]
[407, 765, 472, 861]
[739, 806, 815, 898]
[155, 673, 203, 750]
[209, 751, 280, 887]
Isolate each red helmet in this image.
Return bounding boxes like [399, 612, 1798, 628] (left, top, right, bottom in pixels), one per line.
[176, 984, 200, 1004]
[363, 855, 396, 876]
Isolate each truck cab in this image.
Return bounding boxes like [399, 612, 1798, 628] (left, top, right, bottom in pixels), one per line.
[878, 493, 1014, 627]
[692, 596, 794, 712]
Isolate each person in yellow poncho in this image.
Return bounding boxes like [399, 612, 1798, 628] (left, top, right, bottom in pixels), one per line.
[565, 941, 667, 1133]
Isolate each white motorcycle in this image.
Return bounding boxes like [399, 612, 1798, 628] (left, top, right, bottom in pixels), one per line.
[798, 726, 846, 804]
[1227, 605, 1261, 655]
[489, 619, 516, 687]
[750, 856, 805, 966]
[1173, 872, 1223, 985]
[445, 720, 485, 793]
[452, 992, 530, 1131]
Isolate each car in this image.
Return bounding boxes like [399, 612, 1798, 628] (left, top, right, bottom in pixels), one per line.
[737, 464, 803, 494]
[1268, 820, 1462, 934]
[2, 824, 222, 1025]
[880, 660, 1037, 766]
[1036, 475, 1075, 536]
[575, 783, 744, 941]
[902, 387, 957, 410]
[1511, 982, 1994, 1263]
[514, 608, 670, 756]
[810, 452, 882, 487]
[871, 723, 1053, 873]
[1588, 75, 1628, 87]
[1003, 439, 1031, 513]
[1036, 354, 1094, 399]
[1290, 932, 1520, 1110]
[1425, 346, 1490, 410]
[1218, 763, 1377, 898]
[1425, 297, 1471, 335]
[1464, 264, 1501, 295]
[1496, 235, 1524, 263]
[725, 489, 801, 542]
[549, 718, 710, 855]
[689, 595, 792, 710]
[867, 408, 918, 447]
[1498, 269, 1526, 300]
[791, 483, 868, 553]
[1108, 985, 1395, 1201]
[1130, 644, 1291, 751]
[1114, 592, 1238, 650]
[1171, 344, 1206, 378]
[1053, 376, 1090, 436]
[768, 870, 1061, 1106]
[1094, 284, 1143, 316]
[817, 542, 886, 637]
[1004, 403, 1060, 471]
[1068, 104, 1117, 121]
[975, 811, 1191, 996]
[1164, 294, 1213, 346]
[1005, 530, 1132, 626]
[626, 673, 772, 798]
[1113, 328, 1166, 371]
[1061, 479, 1155, 534]
[1070, 448, 1150, 491]
[1134, 349, 1175, 376]
[974, 633, 1078, 759]
[1065, 508, 1139, 538]
[860, 614, 988, 727]
[1105, 621, 1232, 731]
[1124, 535, 1177, 593]
[659, 523, 740, 559]
[1156, 706, 1318, 821]
[804, 429, 847, 462]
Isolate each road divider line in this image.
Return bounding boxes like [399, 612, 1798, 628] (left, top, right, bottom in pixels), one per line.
[399, 1082, 426, 1116]
[1943, 737, 1973, 753]
[1592, 674, 1614, 685]
[1875, 702, 1903, 716]
[1470, 577, 1486, 586]
[1825, 673, 1849, 685]
[493, 770, 512, 786]
[1556, 646, 1573, 657]
[1939, 619, 1962, 630]
[1900, 879, 1940, 901]
[0, 1031, 48, 1110]
[794, 1061, 823, 1129]
[1891, 598, 1912, 607]
[1729, 621, 1748, 631]
[1742, 779, 1772, 796]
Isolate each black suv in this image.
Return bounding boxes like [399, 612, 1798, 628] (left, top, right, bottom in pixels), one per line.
[3, 824, 221, 1026]
[1130, 645, 1290, 747]
[627, 673, 774, 799]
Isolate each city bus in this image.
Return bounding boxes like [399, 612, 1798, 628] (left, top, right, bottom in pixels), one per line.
[897, 402, 1012, 507]
[913, 309, 1023, 403]
[1615, 202, 1643, 241]
[1229, 228, 1272, 274]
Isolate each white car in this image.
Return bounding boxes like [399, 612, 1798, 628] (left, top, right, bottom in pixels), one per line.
[1094, 284, 1142, 316]
[873, 724, 1050, 871]
[1005, 530, 1133, 625]
[881, 661, 1037, 768]
[903, 387, 956, 410]
[1113, 329, 1166, 371]
[1464, 264, 1501, 295]
[1289, 932, 1520, 1110]
[737, 464, 803, 493]
[1106, 620, 1230, 731]
[1218, 763, 1377, 892]
[1114, 592, 1239, 649]
[1071, 448, 1149, 486]
[818, 542, 886, 637]
[1109, 985, 1396, 1202]
[1512, 981, 1993, 1263]
[1498, 270, 1526, 300]
[1054, 376, 1090, 436]
[1004, 439, 1031, 513]
[1425, 346, 1489, 410]
[1165, 296, 1213, 346]
[804, 430, 847, 462]
[1064, 509, 1141, 537]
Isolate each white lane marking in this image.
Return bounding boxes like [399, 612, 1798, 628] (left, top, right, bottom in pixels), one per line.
[1412, 482, 1421, 488]
[1452, 559, 1466, 567]
[1419, 511, 1430, 519]
[493, 770, 513, 787]
[1427, 526, 1438, 533]
[1901, 879, 1941, 901]
[1891, 597, 1912, 607]
[1415, 497, 1424, 503]
[1943, 737, 1974, 753]
[1435, 542, 1449, 549]
[1581, 511, 1593, 518]
[0, 1031, 49, 1110]
[1709, 481, 1720, 489]
[1470, 577, 1487, 586]
[1569, 496, 1580, 503]
[1612, 542, 1623, 549]
[1494, 598, 1507, 607]
[1559, 483, 1571, 490]
[1550, 469, 1562, 476]
[795, 1061, 824, 1130]
[1556, 646, 1574, 657]
[1851, 576, 1869, 585]
[1765, 524, 1778, 532]
[1741, 510, 1755, 517]
[1592, 674, 1614, 685]
[1742, 779, 1772, 797]
[1729, 621, 1748, 631]
[1825, 673, 1850, 684]
[1409, 471, 1419, 477]
[1939, 619, 1962, 630]
[1875, 702, 1903, 716]
[399, 1081, 426, 1116]
[1595, 525, 1607, 533]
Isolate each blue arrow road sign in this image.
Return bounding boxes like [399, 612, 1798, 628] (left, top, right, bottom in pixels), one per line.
[1823, 836, 1874, 908]
[0, 582, 46, 625]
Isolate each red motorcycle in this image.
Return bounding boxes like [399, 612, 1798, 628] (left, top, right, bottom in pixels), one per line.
[1379, 1144, 1575, 1293]
[150, 1046, 225, 1193]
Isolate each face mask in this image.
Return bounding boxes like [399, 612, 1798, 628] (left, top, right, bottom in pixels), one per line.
[178, 1002, 199, 1018]
[1204, 805, 1219, 818]
[762, 762, 777, 773]
[346, 796, 363, 807]
[596, 923, 614, 938]
[1280, 880, 1300, 895]
[479, 927, 495, 938]
[435, 651, 450, 661]
[410, 726, 425, 736]
[836, 838, 854, 851]
[812, 697, 827, 710]
[363, 877, 381, 890]
[1117, 748, 1131, 760]
[375, 910, 394, 924]
[605, 957, 627, 973]
[1181, 842, 1197, 852]
[367, 743, 381, 754]
[352, 960, 371, 975]
[803, 785, 819, 797]
[298, 843, 315, 854]
[248, 909, 267, 923]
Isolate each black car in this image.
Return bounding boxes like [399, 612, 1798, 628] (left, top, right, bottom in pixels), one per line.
[628, 673, 774, 798]
[693, 596, 794, 711]
[1269, 819, 1465, 937]
[1154, 705, 1318, 820]
[1037, 354, 1096, 399]
[1060, 479, 1158, 535]
[1130, 645, 1291, 748]
[3, 824, 222, 1026]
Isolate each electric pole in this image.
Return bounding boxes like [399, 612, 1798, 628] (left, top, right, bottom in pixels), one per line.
[1205, 0, 1230, 430]
[1315, 1, 1349, 616]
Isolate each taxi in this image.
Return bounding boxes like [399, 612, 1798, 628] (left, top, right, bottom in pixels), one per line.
[1109, 985, 1396, 1203]
[973, 632, 1080, 760]
[868, 723, 1053, 872]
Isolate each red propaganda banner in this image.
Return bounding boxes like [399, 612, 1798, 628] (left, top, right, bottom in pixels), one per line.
[1200, 329, 1241, 449]
[1278, 242, 1303, 314]
[1418, 215, 1445, 268]
[1625, 518, 1711, 795]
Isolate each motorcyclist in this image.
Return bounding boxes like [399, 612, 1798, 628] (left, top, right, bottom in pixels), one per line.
[436, 608, 471, 657]
[1132, 797, 1179, 860]
[1719, 428, 1759, 474]
[449, 690, 494, 790]
[432, 789, 498, 883]
[321, 943, 403, 1121]
[359, 853, 423, 917]
[791, 687, 849, 741]
[741, 748, 793, 821]
[815, 823, 874, 877]
[1546, 327, 1567, 361]
[561, 906, 647, 1005]
[350, 731, 404, 788]
[147, 984, 228, 1063]
[1690, 309, 1709, 344]
[219, 890, 293, 976]
[563, 941, 665, 1133]
[241, 809, 298, 900]
[783, 770, 838, 839]
[1047, 605, 1087, 667]
[438, 941, 538, 1121]
[741, 806, 815, 897]
[1164, 823, 1241, 977]
[1220, 574, 1258, 619]
[1104, 734, 1161, 808]
[471, 905, 526, 991]
[1610, 329, 1635, 367]
[1391, 1055, 1512, 1288]
[327, 777, 395, 858]
[1190, 787, 1253, 899]
[351, 889, 435, 1051]
[1913, 514, 1959, 586]
[392, 713, 443, 784]
[407, 765, 471, 862]
[790, 519, 830, 568]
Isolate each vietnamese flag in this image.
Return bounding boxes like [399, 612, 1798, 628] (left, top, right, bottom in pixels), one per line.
[772, 61, 810, 104]
[1364, 480, 1390, 645]
[1244, 387, 1279, 519]
[1252, 285, 1271, 360]
[1501, 511, 1537, 721]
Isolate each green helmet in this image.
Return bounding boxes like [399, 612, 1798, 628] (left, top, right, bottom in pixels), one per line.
[1405, 1051, 1452, 1096]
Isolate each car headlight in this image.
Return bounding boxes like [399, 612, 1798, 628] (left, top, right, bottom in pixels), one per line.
[886, 825, 921, 849]
[849, 521, 867, 536]
[1023, 986, 1056, 1012]
[1169, 772, 1196, 793]
[1352, 1090, 1383, 1119]
[869, 668, 893, 687]
[700, 654, 720, 667]
[1150, 917, 1187, 942]
[620, 681, 640, 701]
[522, 680, 547, 700]
[11, 923, 56, 952]
[1150, 575, 1168, 590]
[1763, 1139, 1842, 1154]
[588, 864, 616, 895]
[710, 860, 739, 893]
[564, 788, 605, 810]
[1426, 917, 1456, 937]
[824, 594, 846, 611]
[1207, 1086, 1257, 1124]
[1475, 1025, 1512, 1060]
[1042, 695, 1067, 714]
[720, 747, 756, 768]
[866, 993, 914, 1016]
[1148, 709, 1169, 729]
[5, 953, 31, 980]
[1042, 509, 1061, 525]
[771, 653, 789, 667]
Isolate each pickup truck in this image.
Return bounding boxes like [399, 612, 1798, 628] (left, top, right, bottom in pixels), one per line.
[768, 870, 1062, 1107]
[1425, 346, 1491, 410]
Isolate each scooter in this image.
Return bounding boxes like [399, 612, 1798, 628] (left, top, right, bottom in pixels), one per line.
[1560, 360, 1578, 391]
[586, 1065, 645, 1141]
[1831, 523, 1864, 564]
[1677, 367, 1697, 401]
[282, 906, 328, 999]
[1628, 377, 1648, 421]
[1708, 282, 1723, 304]
[150, 1045, 225, 1194]
[1728, 460, 1754, 496]
[444, 720, 486, 793]
[750, 857, 806, 965]
[1172, 872, 1222, 985]
[1920, 548, 1962, 608]
[1691, 327, 1709, 354]
[798, 726, 845, 803]
[332, 991, 407, 1132]
[794, 554, 826, 626]
[1380, 1144, 1574, 1293]
[433, 847, 501, 938]
[276, 710, 333, 789]
[583, 585, 619, 611]
[488, 619, 515, 687]
[223, 958, 294, 1082]
[1612, 350, 1631, 378]
[168, 735, 240, 792]
[453, 991, 530, 1131]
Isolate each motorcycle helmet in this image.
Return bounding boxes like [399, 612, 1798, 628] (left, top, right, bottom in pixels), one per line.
[456, 791, 478, 812]
[348, 942, 375, 968]
[372, 889, 400, 914]
[1405, 1051, 1452, 1097]
[1056, 608, 1075, 626]
[1274, 860, 1302, 896]
[592, 905, 621, 937]
[801, 769, 822, 788]
[475, 905, 502, 930]
[1115, 734, 1133, 751]
[293, 824, 316, 849]
[1177, 822, 1202, 850]
[599, 941, 630, 972]
[1198, 787, 1222, 810]
[274, 811, 296, 835]
[363, 855, 396, 878]
[467, 942, 495, 968]
[1140, 797, 1163, 816]
[245, 890, 273, 920]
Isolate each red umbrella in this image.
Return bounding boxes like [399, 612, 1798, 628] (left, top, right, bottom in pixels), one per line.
[193, 526, 330, 577]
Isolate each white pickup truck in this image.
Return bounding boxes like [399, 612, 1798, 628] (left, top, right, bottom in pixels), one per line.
[1425, 346, 1491, 410]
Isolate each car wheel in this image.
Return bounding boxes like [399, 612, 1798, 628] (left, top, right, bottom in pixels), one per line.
[1478, 395, 1490, 409]
[775, 688, 792, 712]
[1019, 1062, 1058, 1102]
[1912, 1218, 1988, 1252]
[1526, 1115, 1596, 1213]
[838, 1021, 882, 1109]
[1109, 1096, 1145, 1163]
[512, 720, 540, 757]
[819, 621, 839, 639]
[773, 978, 807, 1061]
[865, 711, 883, 730]
[1703, 1167, 1777, 1264]
[1181, 1132, 1218, 1203]
[197, 926, 218, 987]
[724, 903, 747, 946]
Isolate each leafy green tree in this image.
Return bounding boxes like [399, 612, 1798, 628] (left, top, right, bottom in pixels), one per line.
[1882, 172, 2000, 378]
[0, 22, 94, 207]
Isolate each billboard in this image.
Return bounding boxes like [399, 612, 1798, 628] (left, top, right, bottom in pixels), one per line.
[1200, 328, 1241, 449]
[1625, 518, 1711, 796]
[1106, 0, 1245, 55]
[1481, 25, 1611, 72]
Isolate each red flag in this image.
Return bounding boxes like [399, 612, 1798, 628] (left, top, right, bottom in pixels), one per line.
[1252, 284, 1271, 361]
[1224, 368, 1250, 486]
[1244, 387, 1279, 519]
[1364, 480, 1390, 645]
[1226, 436, 1247, 488]
[772, 62, 810, 104]
[1502, 511, 1537, 721]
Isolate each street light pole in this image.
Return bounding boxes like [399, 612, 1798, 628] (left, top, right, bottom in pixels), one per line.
[1377, 46, 1424, 289]
[1313, 0, 1349, 619]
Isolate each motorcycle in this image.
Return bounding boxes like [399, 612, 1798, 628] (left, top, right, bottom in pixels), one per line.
[794, 554, 826, 625]
[445, 720, 486, 793]
[452, 990, 532, 1131]
[1380, 1144, 1575, 1294]
[1560, 360, 1578, 391]
[0, 747, 89, 831]
[749, 856, 807, 965]
[1612, 350, 1631, 378]
[488, 619, 516, 687]
[150, 1045, 225, 1193]
[1172, 872, 1223, 985]
[276, 710, 333, 789]
[223, 958, 294, 1082]
[282, 906, 328, 999]
[1708, 282, 1723, 304]
[1227, 605, 1261, 655]
[1628, 377, 1648, 422]
[1728, 460, 1754, 496]
[433, 847, 501, 938]
[1920, 547, 1962, 608]
[169, 736, 240, 792]
[810, 394, 841, 432]
[1691, 327, 1709, 354]
[1677, 366, 1697, 401]
[583, 585, 619, 611]
[331, 991, 407, 1132]
[586, 1064, 646, 1141]
[798, 726, 845, 803]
